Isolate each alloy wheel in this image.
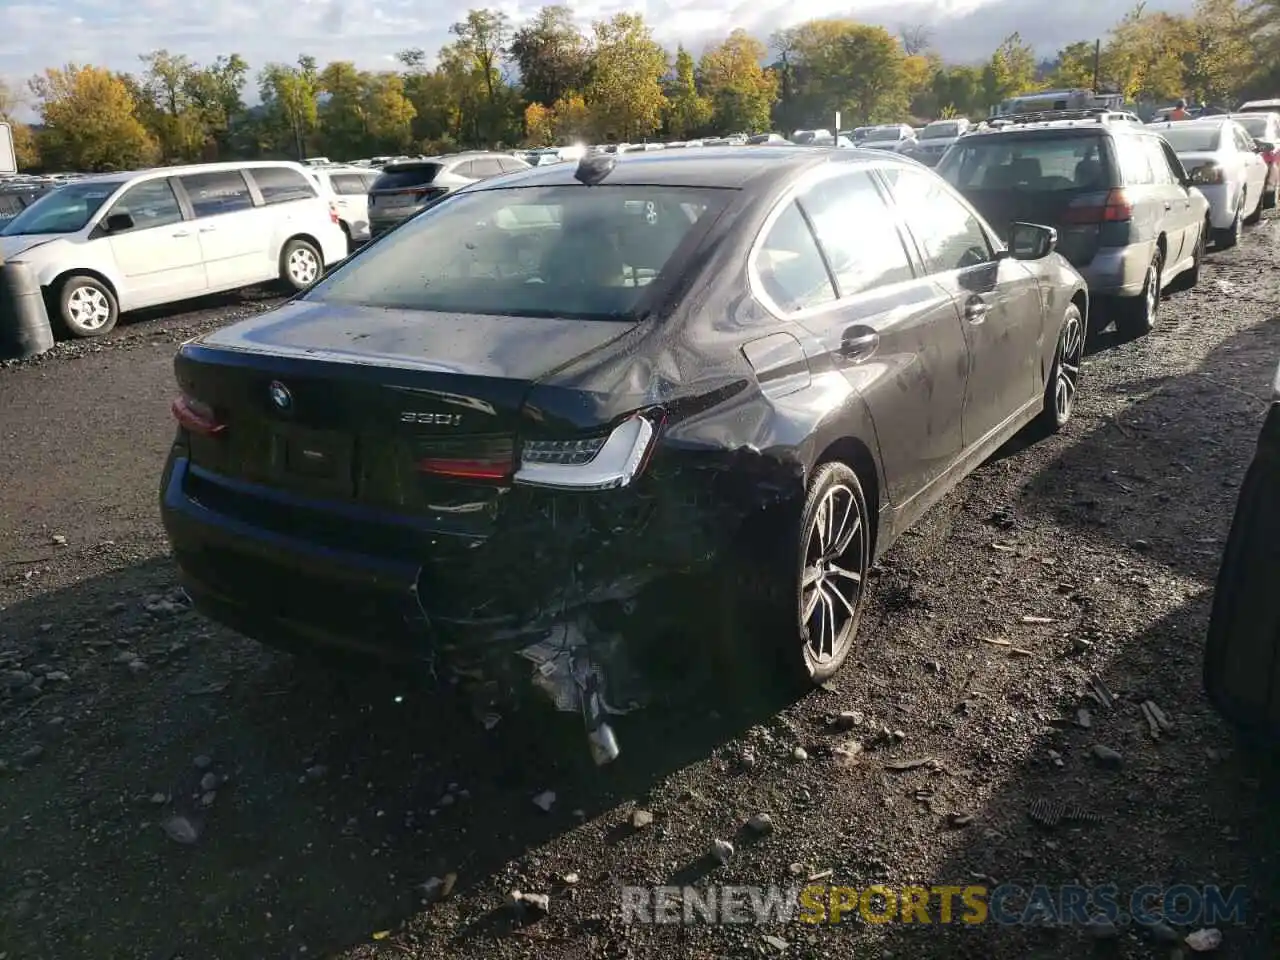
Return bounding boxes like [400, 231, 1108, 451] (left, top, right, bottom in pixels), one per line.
[287, 247, 319, 286]
[1055, 311, 1084, 421]
[1144, 262, 1159, 324]
[800, 483, 867, 670]
[67, 286, 111, 331]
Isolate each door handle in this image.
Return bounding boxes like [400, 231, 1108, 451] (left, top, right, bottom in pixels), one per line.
[171, 230, 191, 237]
[964, 297, 989, 324]
[838, 327, 879, 362]
[1164, 201, 1172, 210]
[198, 225, 216, 233]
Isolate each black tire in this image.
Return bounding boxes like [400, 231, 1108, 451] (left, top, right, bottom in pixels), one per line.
[1036, 302, 1084, 434]
[1170, 219, 1208, 292]
[1244, 189, 1263, 226]
[1114, 247, 1162, 340]
[56, 274, 119, 338]
[1215, 199, 1243, 249]
[788, 462, 872, 685]
[279, 237, 323, 292]
[1264, 185, 1277, 211]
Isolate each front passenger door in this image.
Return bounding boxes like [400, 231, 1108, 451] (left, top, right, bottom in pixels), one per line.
[878, 164, 1043, 448]
[101, 178, 207, 309]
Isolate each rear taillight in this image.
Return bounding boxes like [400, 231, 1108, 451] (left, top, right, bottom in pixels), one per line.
[172, 394, 225, 437]
[515, 415, 659, 492]
[1062, 188, 1134, 224]
[1262, 150, 1277, 166]
[328, 202, 340, 225]
[415, 437, 514, 482]
[412, 187, 442, 202]
[1189, 163, 1225, 185]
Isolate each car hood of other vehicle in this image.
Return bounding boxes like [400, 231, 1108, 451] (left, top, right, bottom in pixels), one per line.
[197, 297, 640, 383]
[0, 234, 65, 258]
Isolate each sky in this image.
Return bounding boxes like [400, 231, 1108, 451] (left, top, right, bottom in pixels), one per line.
[0, 0, 1197, 95]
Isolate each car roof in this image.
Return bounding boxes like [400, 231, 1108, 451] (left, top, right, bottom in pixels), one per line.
[62, 160, 312, 185]
[465, 146, 885, 190]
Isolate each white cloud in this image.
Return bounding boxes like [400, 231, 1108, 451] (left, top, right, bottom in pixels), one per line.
[0, 0, 1194, 101]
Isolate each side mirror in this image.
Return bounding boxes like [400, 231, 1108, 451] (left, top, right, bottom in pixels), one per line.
[1255, 139, 1276, 154]
[104, 212, 134, 233]
[1008, 222, 1057, 260]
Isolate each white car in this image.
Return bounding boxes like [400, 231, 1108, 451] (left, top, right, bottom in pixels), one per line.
[1151, 118, 1269, 248]
[304, 165, 380, 247]
[859, 124, 917, 153]
[0, 161, 348, 337]
[909, 118, 973, 166]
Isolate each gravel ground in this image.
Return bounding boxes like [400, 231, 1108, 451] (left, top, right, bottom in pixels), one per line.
[2, 222, 1280, 960]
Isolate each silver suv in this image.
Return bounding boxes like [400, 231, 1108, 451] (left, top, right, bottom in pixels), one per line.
[367, 152, 531, 236]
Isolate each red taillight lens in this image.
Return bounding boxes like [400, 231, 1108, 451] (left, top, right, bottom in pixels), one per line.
[172, 395, 225, 437]
[416, 456, 512, 481]
[1062, 188, 1133, 224]
[1263, 150, 1277, 166]
[415, 437, 514, 482]
[328, 202, 340, 225]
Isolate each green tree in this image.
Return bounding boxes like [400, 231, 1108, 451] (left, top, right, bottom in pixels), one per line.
[184, 54, 248, 158]
[1103, 4, 1194, 101]
[259, 55, 319, 158]
[30, 64, 158, 171]
[664, 46, 712, 137]
[509, 5, 590, 108]
[364, 73, 416, 153]
[1050, 41, 1101, 89]
[1182, 0, 1250, 104]
[586, 13, 668, 141]
[699, 29, 778, 133]
[137, 50, 205, 160]
[450, 8, 513, 142]
[982, 32, 1039, 105]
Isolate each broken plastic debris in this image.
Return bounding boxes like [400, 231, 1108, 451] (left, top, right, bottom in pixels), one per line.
[1185, 927, 1222, 952]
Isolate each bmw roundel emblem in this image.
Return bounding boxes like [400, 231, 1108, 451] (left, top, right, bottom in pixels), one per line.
[268, 381, 292, 412]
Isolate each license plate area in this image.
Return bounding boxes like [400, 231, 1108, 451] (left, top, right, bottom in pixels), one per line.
[270, 425, 355, 497]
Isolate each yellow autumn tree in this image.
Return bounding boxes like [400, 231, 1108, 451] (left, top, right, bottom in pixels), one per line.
[31, 65, 158, 171]
[524, 102, 555, 145]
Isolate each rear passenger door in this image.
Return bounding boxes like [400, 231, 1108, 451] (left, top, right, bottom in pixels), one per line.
[175, 169, 262, 290]
[246, 166, 323, 280]
[1145, 136, 1197, 267]
[1115, 134, 1183, 266]
[878, 163, 1043, 448]
[755, 167, 970, 507]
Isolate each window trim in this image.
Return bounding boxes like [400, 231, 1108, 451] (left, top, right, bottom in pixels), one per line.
[747, 159, 931, 322]
[246, 165, 318, 205]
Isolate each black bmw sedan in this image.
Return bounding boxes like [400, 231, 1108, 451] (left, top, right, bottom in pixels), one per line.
[160, 147, 1088, 695]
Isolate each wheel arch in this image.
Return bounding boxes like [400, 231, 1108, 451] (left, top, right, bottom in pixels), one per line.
[811, 434, 883, 559]
[280, 232, 325, 265]
[44, 267, 119, 305]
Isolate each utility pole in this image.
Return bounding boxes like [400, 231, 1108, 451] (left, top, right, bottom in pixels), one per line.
[1092, 38, 1101, 92]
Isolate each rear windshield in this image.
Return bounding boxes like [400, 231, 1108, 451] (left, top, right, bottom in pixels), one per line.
[865, 127, 903, 142]
[1158, 125, 1223, 153]
[1, 179, 123, 235]
[1234, 115, 1271, 138]
[372, 164, 443, 190]
[937, 134, 1112, 192]
[921, 122, 961, 139]
[305, 185, 730, 320]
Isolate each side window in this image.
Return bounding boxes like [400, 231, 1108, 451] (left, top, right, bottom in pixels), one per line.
[179, 171, 253, 217]
[470, 158, 506, 179]
[452, 161, 477, 179]
[880, 165, 993, 274]
[1159, 141, 1188, 183]
[753, 200, 837, 313]
[1143, 138, 1174, 184]
[250, 166, 317, 204]
[1237, 127, 1257, 152]
[798, 169, 915, 296]
[1113, 135, 1154, 185]
[362, 173, 380, 191]
[330, 174, 366, 196]
[104, 179, 184, 231]
[497, 158, 526, 174]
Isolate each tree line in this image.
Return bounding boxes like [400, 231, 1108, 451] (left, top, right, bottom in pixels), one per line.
[0, 0, 1275, 173]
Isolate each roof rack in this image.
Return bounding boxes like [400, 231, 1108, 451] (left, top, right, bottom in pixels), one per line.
[988, 108, 1139, 127]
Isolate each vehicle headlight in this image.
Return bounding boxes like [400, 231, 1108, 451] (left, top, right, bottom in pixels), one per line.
[514, 415, 658, 491]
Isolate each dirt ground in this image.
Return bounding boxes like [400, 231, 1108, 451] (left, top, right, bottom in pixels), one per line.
[2, 218, 1280, 960]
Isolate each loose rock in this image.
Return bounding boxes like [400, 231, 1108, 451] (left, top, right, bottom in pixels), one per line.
[199, 772, 218, 792]
[746, 813, 774, 835]
[834, 711, 863, 731]
[531, 790, 556, 813]
[792, 746, 809, 762]
[19, 745, 44, 765]
[1091, 744, 1124, 769]
[711, 839, 734, 864]
[161, 814, 200, 845]
[1185, 928, 1222, 952]
[193, 755, 213, 771]
[631, 809, 654, 830]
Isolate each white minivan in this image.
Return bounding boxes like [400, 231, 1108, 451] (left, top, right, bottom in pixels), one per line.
[0, 161, 349, 337]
